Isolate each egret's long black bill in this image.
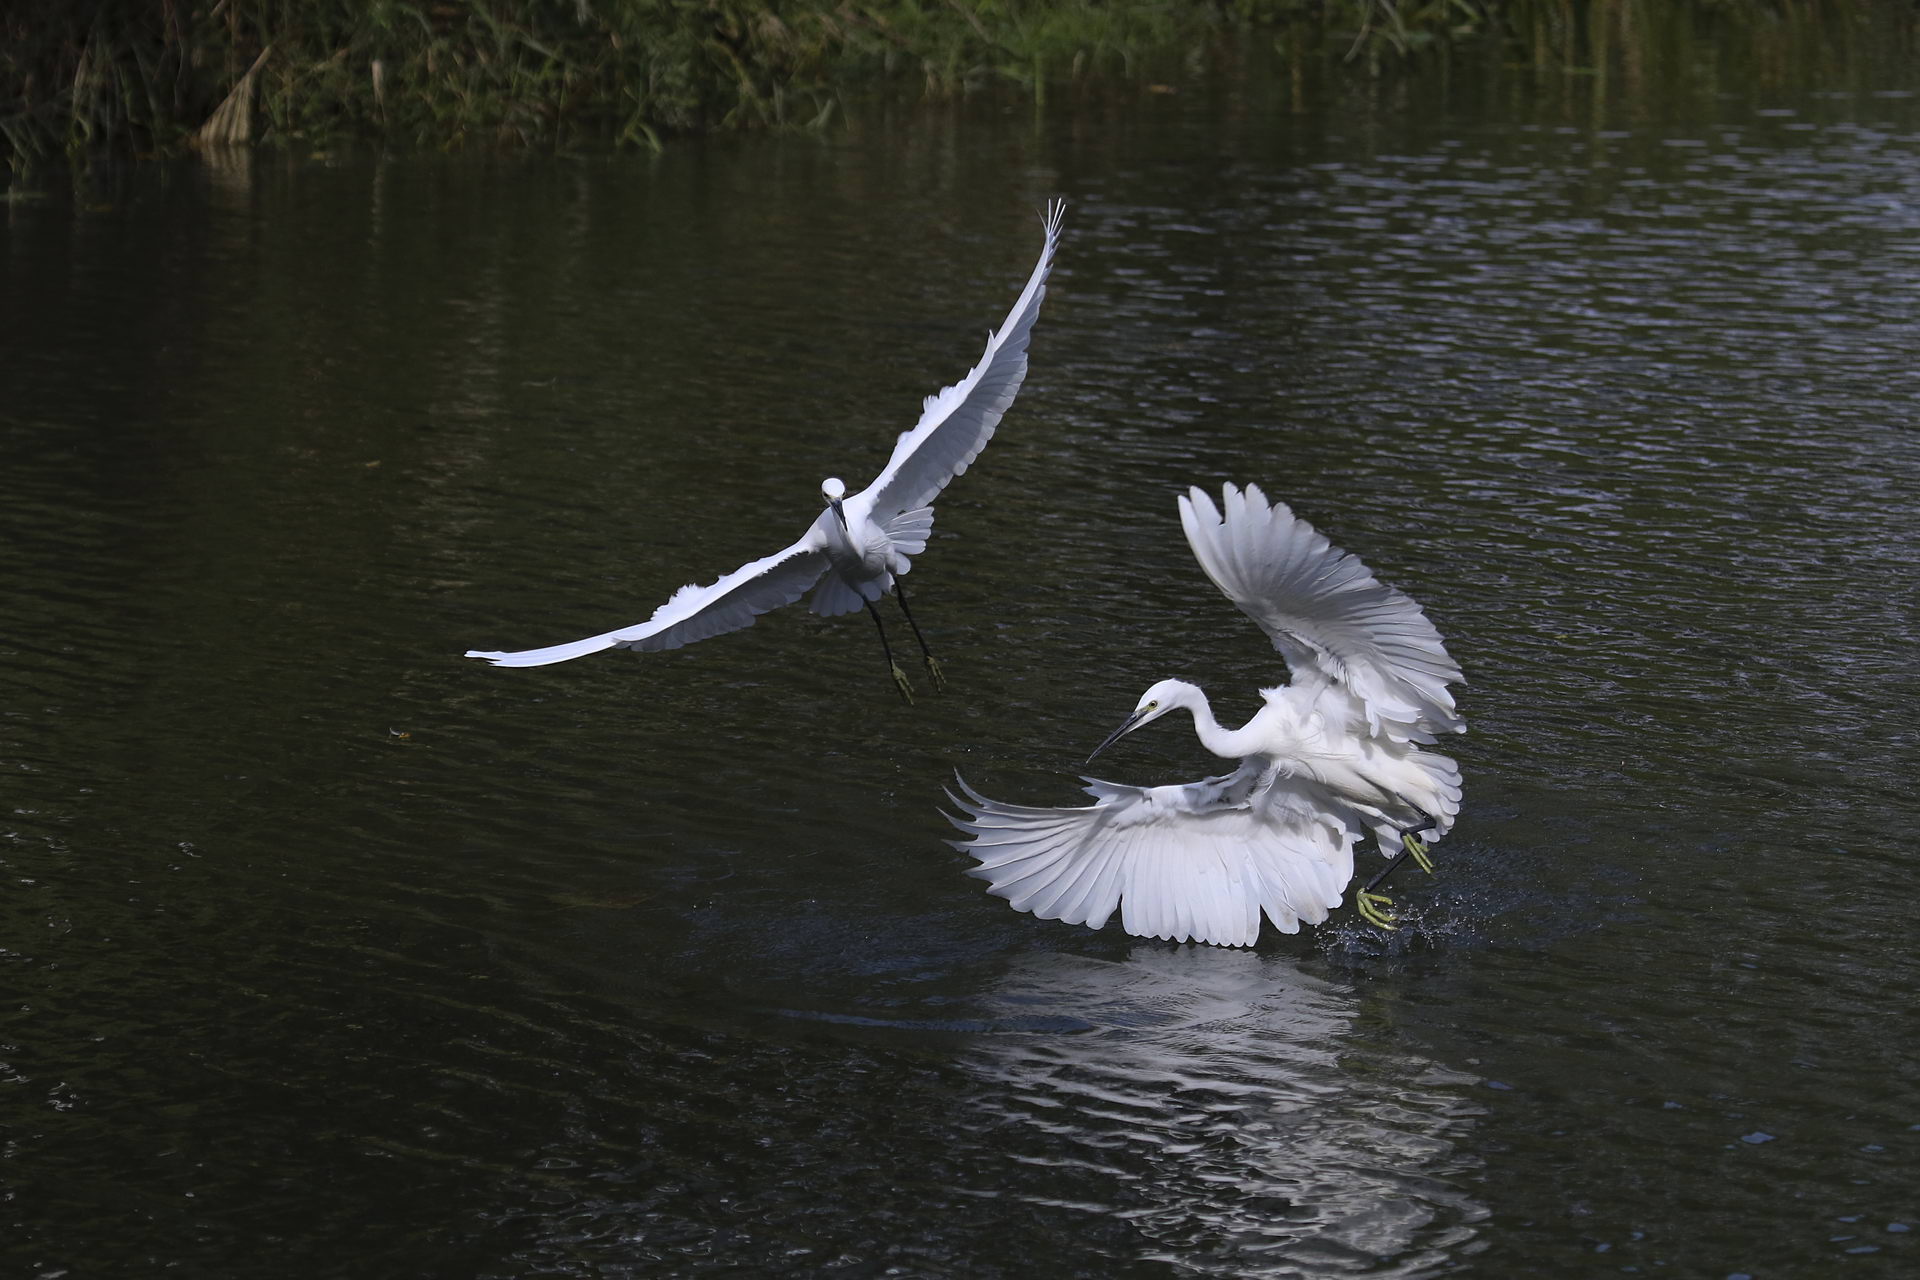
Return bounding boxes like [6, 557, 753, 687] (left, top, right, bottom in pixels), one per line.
[829, 496, 848, 530]
[1086, 710, 1147, 764]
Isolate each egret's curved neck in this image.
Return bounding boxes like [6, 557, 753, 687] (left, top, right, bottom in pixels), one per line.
[1176, 686, 1258, 761]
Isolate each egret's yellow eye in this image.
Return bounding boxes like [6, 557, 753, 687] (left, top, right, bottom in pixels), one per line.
[1144, 700, 1158, 712]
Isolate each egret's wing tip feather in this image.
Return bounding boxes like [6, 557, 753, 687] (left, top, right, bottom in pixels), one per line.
[950, 771, 1366, 949]
[475, 531, 830, 668]
[856, 202, 1061, 517]
[1186, 480, 1465, 740]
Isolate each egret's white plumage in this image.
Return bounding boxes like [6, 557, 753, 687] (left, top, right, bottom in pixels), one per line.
[951, 483, 1465, 947]
[466, 200, 1066, 682]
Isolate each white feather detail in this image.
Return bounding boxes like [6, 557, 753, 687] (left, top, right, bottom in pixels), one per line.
[852, 200, 1065, 524]
[1179, 483, 1464, 742]
[949, 770, 1359, 948]
[464, 534, 830, 667]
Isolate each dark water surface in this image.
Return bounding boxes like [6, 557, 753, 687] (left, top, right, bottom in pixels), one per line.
[6, 36, 1920, 1280]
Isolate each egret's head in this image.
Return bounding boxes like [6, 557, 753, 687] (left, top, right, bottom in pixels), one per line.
[1087, 679, 1195, 764]
[821, 477, 848, 528]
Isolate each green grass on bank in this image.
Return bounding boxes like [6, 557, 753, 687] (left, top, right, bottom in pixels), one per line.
[0, 1, 1905, 166]
[25, 0, 1208, 161]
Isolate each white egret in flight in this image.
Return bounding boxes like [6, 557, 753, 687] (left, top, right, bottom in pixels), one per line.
[950, 483, 1465, 945]
[466, 200, 1066, 701]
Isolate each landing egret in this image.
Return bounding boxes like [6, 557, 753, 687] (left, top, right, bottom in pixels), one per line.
[465, 200, 1066, 701]
[949, 483, 1465, 946]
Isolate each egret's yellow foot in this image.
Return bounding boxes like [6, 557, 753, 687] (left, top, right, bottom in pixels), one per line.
[923, 653, 948, 692]
[891, 663, 916, 705]
[1357, 891, 1399, 930]
[1405, 834, 1434, 875]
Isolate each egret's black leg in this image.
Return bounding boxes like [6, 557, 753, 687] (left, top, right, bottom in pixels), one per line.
[1363, 850, 1413, 896]
[891, 581, 946, 691]
[1355, 833, 1435, 931]
[866, 601, 915, 704]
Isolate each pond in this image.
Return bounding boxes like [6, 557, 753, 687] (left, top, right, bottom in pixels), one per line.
[4, 23, 1918, 1278]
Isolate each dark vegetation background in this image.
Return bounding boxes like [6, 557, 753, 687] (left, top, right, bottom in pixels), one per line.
[0, 1, 1900, 164]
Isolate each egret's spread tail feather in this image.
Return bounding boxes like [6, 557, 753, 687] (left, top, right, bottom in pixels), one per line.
[809, 569, 884, 617]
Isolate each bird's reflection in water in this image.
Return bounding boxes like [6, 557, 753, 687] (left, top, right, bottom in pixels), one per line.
[959, 947, 1485, 1275]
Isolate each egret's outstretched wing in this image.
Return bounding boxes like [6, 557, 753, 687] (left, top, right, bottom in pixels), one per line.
[853, 200, 1065, 521]
[1179, 484, 1464, 742]
[948, 772, 1359, 948]
[465, 527, 831, 668]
